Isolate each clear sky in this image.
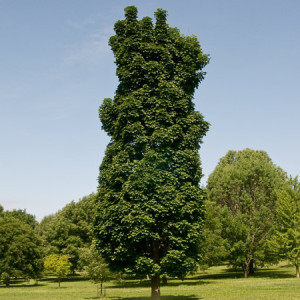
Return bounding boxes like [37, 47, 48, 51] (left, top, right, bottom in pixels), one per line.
[1, 0, 299, 220]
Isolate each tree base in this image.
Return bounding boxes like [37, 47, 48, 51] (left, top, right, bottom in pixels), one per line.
[151, 275, 160, 300]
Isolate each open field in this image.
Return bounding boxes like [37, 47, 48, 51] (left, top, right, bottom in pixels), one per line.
[1, 263, 299, 299]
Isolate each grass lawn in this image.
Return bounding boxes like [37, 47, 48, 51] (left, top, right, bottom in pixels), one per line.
[1, 263, 299, 299]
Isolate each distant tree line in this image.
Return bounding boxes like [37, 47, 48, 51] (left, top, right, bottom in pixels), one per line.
[0, 193, 110, 289]
[1, 148, 299, 288]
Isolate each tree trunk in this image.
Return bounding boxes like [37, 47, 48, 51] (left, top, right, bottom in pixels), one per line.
[296, 265, 300, 278]
[243, 261, 250, 278]
[249, 258, 254, 275]
[100, 280, 103, 296]
[58, 278, 61, 288]
[162, 275, 167, 285]
[151, 275, 160, 300]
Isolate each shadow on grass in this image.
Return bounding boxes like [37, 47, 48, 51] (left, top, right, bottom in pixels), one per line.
[107, 279, 210, 289]
[107, 296, 200, 300]
[196, 266, 294, 280]
[0, 283, 46, 288]
[196, 269, 244, 280]
[250, 268, 294, 279]
[38, 275, 90, 283]
[65, 276, 90, 282]
[38, 277, 57, 283]
[0, 285, 69, 289]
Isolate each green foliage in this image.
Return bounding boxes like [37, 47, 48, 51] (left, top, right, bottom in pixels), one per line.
[1, 272, 11, 287]
[37, 193, 96, 271]
[0, 216, 43, 286]
[94, 5, 209, 288]
[207, 149, 286, 277]
[44, 254, 71, 287]
[3, 209, 37, 229]
[268, 176, 300, 277]
[79, 247, 110, 283]
[199, 199, 229, 269]
[78, 243, 111, 297]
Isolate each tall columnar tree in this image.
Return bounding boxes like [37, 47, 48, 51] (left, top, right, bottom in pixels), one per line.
[207, 149, 286, 277]
[94, 6, 209, 299]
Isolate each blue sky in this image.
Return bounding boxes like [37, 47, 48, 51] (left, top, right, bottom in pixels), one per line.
[1, 0, 299, 220]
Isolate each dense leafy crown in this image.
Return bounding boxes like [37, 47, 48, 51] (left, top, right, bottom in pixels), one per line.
[94, 6, 209, 278]
[37, 193, 96, 271]
[0, 216, 43, 281]
[269, 176, 300, 270]
[207, 149, 285, 215]
[206, 149, 286, 273]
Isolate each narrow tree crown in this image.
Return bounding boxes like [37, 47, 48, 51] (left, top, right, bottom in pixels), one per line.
[95, 6, 209, 279]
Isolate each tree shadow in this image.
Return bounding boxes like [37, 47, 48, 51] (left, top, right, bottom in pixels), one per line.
[164, 279, 210, 287]
[38, 275, 90, 283]
[64, 276, 90, 282]
[109, 296, 201, 300]
[196, 269, 243, 280]
[39, 277, 57, 282]
[0, 283, 46, 288]
[196, 266, 294, 280]
[107, 279, 210, 289]
[251, 267, 294, 279]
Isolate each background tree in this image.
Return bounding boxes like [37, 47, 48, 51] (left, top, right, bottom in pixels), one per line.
[199, 199, 229, 271]
[37, 193, 96, 271]
[78, 243, 111, 297]
[207, 149, 285, 277]
[268, 176, 300, 277]
[44, 254, 71, 287]
[3, 208, 37, 229]
[0, 216, 43, 286]
[94, 6, 209, 300]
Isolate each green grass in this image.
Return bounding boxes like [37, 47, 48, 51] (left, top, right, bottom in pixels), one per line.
[1, 263, 299, 299]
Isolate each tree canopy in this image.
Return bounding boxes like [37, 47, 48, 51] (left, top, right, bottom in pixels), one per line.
[207, 148, 286, 277]
[199, 199, 229, 270]
[3, 208, 37, 229]
[94, 6, 209, 299]
[0, 216, 43, 286]
[44, 254, 71, 287]
[268, 176, 300, 277]
[78, 243, 111, 297]
[37, 193, 96, 271]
